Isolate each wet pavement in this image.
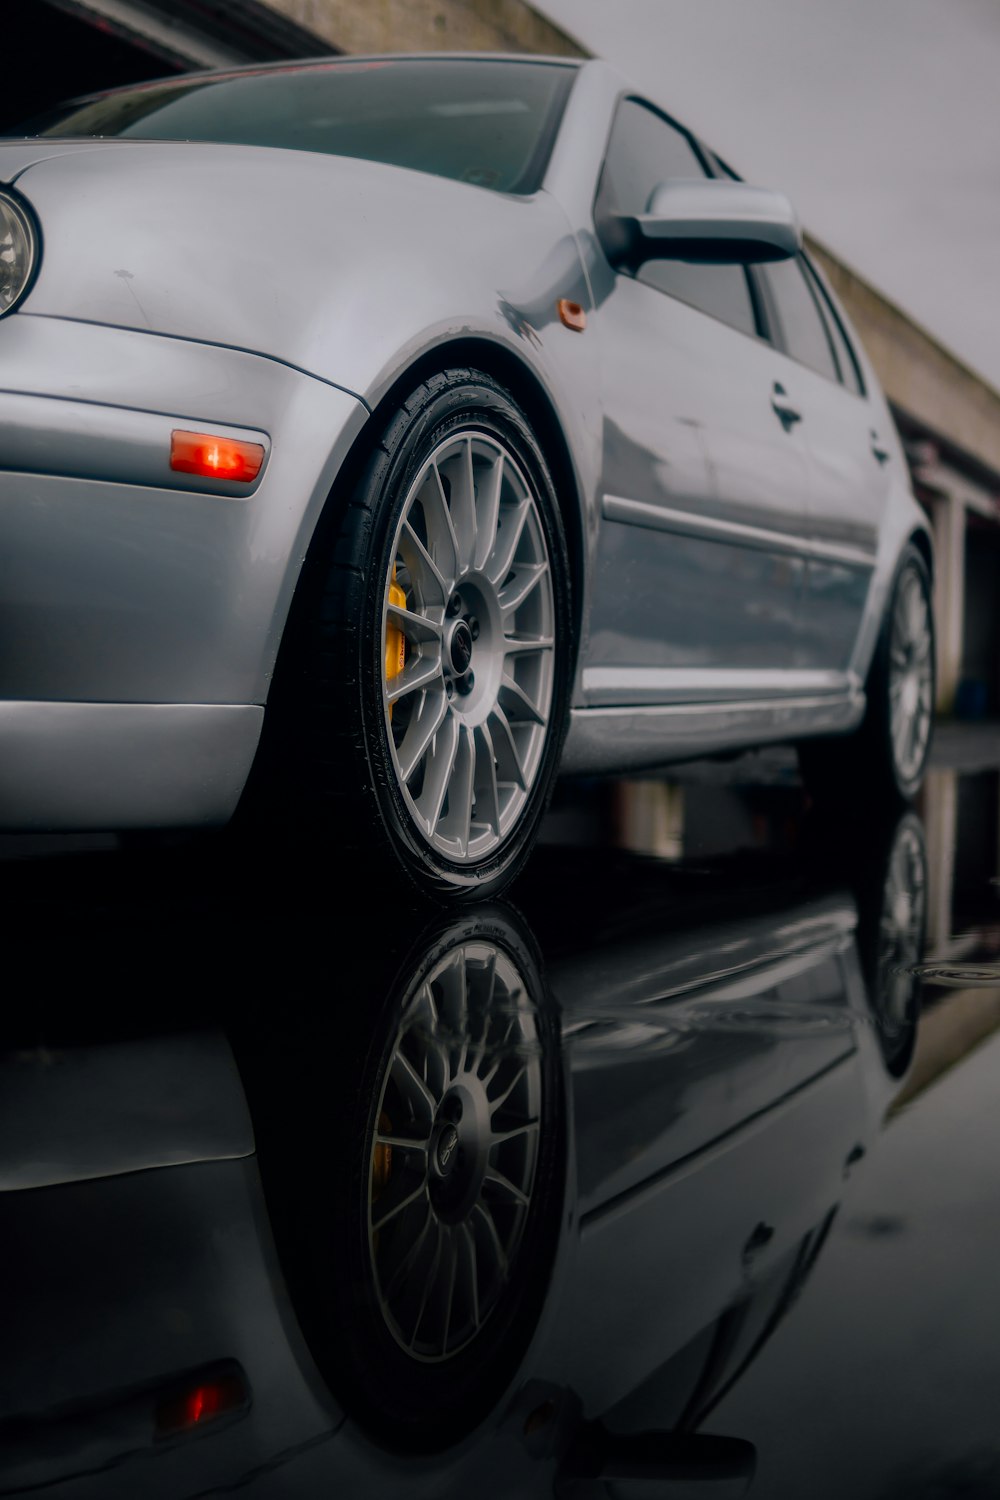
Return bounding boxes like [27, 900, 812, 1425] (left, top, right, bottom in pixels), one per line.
[3, 755, 1000, 1499]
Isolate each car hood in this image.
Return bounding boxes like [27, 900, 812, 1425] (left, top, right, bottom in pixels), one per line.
[1, 138, 588, 404]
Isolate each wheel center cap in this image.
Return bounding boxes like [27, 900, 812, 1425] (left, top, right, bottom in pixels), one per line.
[434, 1122, 460, 1177]
[450, 619, 473, 676]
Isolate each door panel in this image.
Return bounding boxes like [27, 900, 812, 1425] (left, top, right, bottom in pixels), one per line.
[582, 95, 811, 708]
[755, 256, 886, 674]
[587, 277, 810, 705]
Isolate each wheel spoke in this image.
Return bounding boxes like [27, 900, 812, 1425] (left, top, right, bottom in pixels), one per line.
[424, 463, 461, 588]
[484, 1163, 530, 1207]
[490, 1118, 539, 1145]
[499, 562, 548, 617]
[487, 496, 530, 586]
[472, 1200, 509, 1284]
[396, 689, 450, 782]
[408, 1219, 444, 1349]
[386, 600, 443, 648]
[381, 1201, 434, 1301]
[473, 722, 501, 836]
[438, 722, 475, 856]
[386, 653, 443, 706]
[444, 437, 478, 572]
[376, 1132, 430, 1152]
[399, 520, 448, 608]
[467, 950, 499, 1074]
[414, 709, 460, 835]
[499, 671, 547, 727]
[480, 1011, 519, 1088]
[503, 634, 554, 658]
[473, 449, 504, 573]
[461, 1223, 481, 1333]
[488, 1060, 528, 1111]
[487, 707, 525, 792]
[372, 1175, 428, 1231]
[440, 1229, 460, 1355]
[392, 1048, 438, 1119]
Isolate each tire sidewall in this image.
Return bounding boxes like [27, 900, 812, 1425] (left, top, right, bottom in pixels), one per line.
[355, 373, 572, 899]
[869, 544, 936, 801]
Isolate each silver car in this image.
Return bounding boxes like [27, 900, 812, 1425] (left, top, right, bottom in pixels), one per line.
[0, 54, 935, 898]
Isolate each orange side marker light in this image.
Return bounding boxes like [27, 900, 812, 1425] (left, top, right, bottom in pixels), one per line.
[557, 298, 587, 333]
[170, 430, 265, 483]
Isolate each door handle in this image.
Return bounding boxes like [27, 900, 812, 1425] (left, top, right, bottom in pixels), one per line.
[771, 382, 802, 431]
[871, 430, 891, 464]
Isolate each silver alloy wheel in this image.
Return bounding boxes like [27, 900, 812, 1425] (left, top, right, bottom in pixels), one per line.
[888, 566, 934, 785]
[875, 813, 927, 1042]
[381, 430, 556, 862]
[367, 939, 542, 1363]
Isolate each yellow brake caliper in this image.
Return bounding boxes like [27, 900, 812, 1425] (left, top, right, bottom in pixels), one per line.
[385, 564, 406, 719]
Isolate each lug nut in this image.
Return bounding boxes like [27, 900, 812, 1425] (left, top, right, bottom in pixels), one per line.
[469, 616, 480, 640]
[446, 678, 455, 699]
[447, 593, 463, 617]
[457, 670, 475, 696]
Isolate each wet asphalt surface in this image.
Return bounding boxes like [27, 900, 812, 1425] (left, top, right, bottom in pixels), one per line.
[3, 749, 1000, 1499]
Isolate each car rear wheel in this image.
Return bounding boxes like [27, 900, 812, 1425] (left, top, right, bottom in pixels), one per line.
[799, 544, 935, 805]
[259, 369, 572, 901]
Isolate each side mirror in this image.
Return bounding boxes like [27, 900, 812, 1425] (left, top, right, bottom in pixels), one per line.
[604, 179, 801, 268]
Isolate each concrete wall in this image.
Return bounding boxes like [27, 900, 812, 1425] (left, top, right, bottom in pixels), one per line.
[262, 0, 585, 57]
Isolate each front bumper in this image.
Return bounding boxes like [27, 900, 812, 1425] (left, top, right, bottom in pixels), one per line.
[0, 701, 262, 828]
[0, 314, 368, 829]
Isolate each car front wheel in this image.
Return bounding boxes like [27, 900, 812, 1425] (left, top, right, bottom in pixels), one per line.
[262, 369, 572, 901]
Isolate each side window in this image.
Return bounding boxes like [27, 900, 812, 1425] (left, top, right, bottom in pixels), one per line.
[803, 258, 865, 396]
[596, 97, 758, 341]
[759, 255, 839, 383]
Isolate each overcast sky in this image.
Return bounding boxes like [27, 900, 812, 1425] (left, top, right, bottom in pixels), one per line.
[535, 0, 1000, 393]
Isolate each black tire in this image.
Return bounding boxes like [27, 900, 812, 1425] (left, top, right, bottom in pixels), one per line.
[254, 368, 572, 903]
[237, 905, 565, 1451]
[799, 544, 935, 807]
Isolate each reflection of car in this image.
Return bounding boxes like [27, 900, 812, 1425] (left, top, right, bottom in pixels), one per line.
[0, 56, 935, 897]
[0, 811, 926, 1495]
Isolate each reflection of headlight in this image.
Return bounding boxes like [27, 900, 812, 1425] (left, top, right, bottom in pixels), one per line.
[0, 190, 39, 317]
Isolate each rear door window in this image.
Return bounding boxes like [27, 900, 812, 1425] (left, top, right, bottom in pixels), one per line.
[758, 255, 839, 383]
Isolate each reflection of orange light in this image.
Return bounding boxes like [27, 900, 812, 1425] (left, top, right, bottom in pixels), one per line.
[170, 430, 265, 483]
[155, 1370, 248, 1438]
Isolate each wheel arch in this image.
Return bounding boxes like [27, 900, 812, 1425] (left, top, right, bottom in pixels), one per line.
[335, 338, 588, 658]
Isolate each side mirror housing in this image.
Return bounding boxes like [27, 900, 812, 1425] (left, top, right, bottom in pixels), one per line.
[604, 179, 802, 268]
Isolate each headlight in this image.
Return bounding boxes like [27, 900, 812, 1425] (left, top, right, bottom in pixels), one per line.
[0, 190, 39, 317]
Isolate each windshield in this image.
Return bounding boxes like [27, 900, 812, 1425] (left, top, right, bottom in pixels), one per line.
[5, 57, 576, 195]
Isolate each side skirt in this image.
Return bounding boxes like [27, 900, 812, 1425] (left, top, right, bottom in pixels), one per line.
[559, 691, 866, 776]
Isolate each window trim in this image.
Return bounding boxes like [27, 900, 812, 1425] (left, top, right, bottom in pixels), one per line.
[708, 148, 868, 398]
[592, 93, 767, 344]
[802, 254, 868, 398]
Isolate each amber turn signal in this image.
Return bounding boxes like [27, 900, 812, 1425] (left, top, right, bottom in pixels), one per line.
[170, 430, 265, 483]
[557, 298, 587, 333]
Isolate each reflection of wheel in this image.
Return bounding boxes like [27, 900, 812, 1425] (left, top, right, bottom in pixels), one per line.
[263, 369, 571, 902]
[857, 809, 927, 1075]
[244, 907, 564, 1448]
[800, 545, 935, 804]
[370, 939, 543, 1363]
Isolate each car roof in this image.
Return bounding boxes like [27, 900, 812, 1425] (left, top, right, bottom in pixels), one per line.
[63, 51, 585, 109]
